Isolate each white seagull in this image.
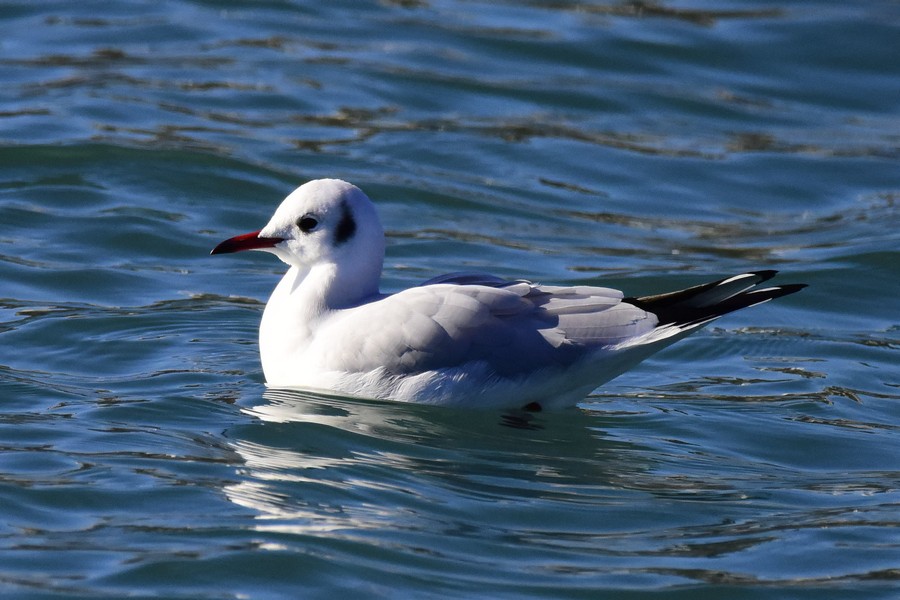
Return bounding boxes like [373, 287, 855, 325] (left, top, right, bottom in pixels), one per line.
[212, 179, 804, 410]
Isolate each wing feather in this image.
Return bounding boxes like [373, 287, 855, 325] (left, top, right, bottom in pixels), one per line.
[312, 278, 656, 377]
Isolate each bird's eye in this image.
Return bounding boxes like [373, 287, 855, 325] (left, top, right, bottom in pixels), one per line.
[297, 215, 318, 233]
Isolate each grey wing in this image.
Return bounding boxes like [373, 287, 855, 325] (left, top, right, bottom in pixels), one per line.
[420, 271, 658, 344]
[320, 279, 657, 377]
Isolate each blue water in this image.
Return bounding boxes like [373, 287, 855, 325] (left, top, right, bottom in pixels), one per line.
[1, 1, 898, 598]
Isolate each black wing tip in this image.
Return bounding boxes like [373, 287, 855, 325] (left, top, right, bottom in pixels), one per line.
[628, 272, 806, 327]
[740, 282, 807, 307]
[749, 269, 778, 283]
[773, 282, 807, 296]
[751, 272, 812, 298]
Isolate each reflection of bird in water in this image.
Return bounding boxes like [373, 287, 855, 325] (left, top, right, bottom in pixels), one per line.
[225, 388, 654, 528]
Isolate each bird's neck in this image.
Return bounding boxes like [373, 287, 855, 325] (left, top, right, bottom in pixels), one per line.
[259, 262, 381, 380]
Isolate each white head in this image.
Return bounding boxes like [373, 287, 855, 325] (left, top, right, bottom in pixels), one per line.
[212, 179, 386, 304]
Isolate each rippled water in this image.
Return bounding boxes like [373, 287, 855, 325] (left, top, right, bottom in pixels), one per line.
[1, 1, 898, 598]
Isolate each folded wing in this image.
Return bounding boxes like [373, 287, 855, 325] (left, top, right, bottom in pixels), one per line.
[313, 275, 656, 377]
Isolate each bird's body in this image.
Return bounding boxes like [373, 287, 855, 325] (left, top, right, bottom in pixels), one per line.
[212, 179, 805, 410]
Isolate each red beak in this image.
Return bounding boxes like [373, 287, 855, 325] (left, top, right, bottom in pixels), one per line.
[210, 230, 284, 255]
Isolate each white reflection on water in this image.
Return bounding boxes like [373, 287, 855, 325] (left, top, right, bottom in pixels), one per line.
[224, 388, 647, 533]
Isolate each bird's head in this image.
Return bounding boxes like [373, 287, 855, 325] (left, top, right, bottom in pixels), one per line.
[211, 179, 386, 273]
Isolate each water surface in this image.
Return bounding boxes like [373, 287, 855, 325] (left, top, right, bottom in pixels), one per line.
[1, 1, 898, 598]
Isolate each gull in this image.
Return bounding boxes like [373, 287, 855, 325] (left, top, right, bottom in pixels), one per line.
[212, 179, 805, 410]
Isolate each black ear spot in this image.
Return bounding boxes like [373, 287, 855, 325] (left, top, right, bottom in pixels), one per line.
[334, 201, 356, 245]
[297, 215, 318, 233]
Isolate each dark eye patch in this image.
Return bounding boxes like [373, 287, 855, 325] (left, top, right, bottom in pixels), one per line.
[333, 201, 356, 246]
[297, 215, 318, 233]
